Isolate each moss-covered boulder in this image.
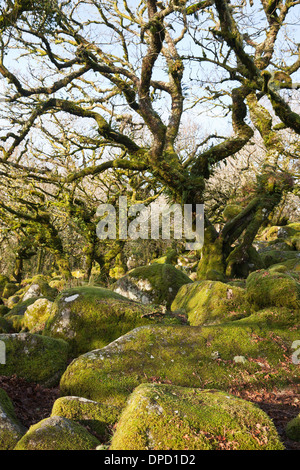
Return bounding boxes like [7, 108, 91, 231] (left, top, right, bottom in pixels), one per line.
[0, 333, 69, 386]
[14, 416, 100, 450]
[112, 264, 192, 309]
[16, 275, 58, 303]
[110, 383, 284, 450]
[51, 396, 121, 439]
[246, 269, 300, 309]
[0, 387, 27, 450]
[260, 250, 300, 269]
[60, 309, 299, 408]
[3, 298, 37, 332]
[43, 286, 175, 357]
[23, 298, 53, 333]
[0, 305, 9, 317]
[171, 280, 252, 325]
[260, 223, 300, 251]
[285, 413, 300, 442]
[150, 249, 178, 266]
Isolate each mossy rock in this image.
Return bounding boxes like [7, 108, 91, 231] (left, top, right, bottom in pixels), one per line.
[0, 333, 69, 386]
[60, 313, 299, 408]
[110, 383, 284, 450]
[14, 416, 100, 450]
[112, 264, 192, 309]
[225, 245, 264, 279]
[18, 275, 58, 302]
[0, 305, 9, 317]
[23, 298, 53, 333]
[51, 396, 121, 439]
[171, 280, 252, 326]
[260, 250, 300, 269]
[285, 413, 300, 442]
[246, 269, 300, 309]
[0, 388, 27, 450]
[43, 286, 175, 357]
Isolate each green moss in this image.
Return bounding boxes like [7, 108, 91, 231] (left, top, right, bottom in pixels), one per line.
[113, 263, 192, 309]
[2, 283, 19, 299]
[260, 250, 300, 269]
[285, 413, 300, 442]
[197, 230, 224, 280]
[151, 249, 178, 265]
[60, 312, 299, 408]
[43, 286, 172, 357]
[0, 387, 26, 450]
[3, 298, 37, 332]
[246, 269, 300, 309]
[223, 204, 242, 221]
[0, 305, 9, 317]
[22, 298, 53, 333]
[14, 416, 100, 450]
[110, 384, 284, 450]
[268, 258, 300, 274]
[51, 396, 121, 440]
[19, 275, 58, 301]
[0, 332, 69, 386]
[0, 316, 14, 333]
[225, 245, 264, 279]
[171, 280, 252, 325]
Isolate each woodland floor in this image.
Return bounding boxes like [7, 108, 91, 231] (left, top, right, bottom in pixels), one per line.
[0, 375, 299, 450]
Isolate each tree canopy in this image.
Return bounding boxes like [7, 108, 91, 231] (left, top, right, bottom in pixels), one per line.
[0, 0, 299, 279]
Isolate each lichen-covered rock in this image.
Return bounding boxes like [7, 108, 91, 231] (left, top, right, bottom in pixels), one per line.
[60, 311, 299, 408]
[0, 387, 27, 450]
[171, 280, 251, 325]
[43, 286, 175, 357]
[14, 416, 100, 450]
[285, 413, 300, 442]
[51, 396, 121, 439]
[112, 263, 192, 308]
[246, 269, 300, 309]
[110, 384, 284, 450]
[23, 298, 53, 333]
[0, 333, 69, 386]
